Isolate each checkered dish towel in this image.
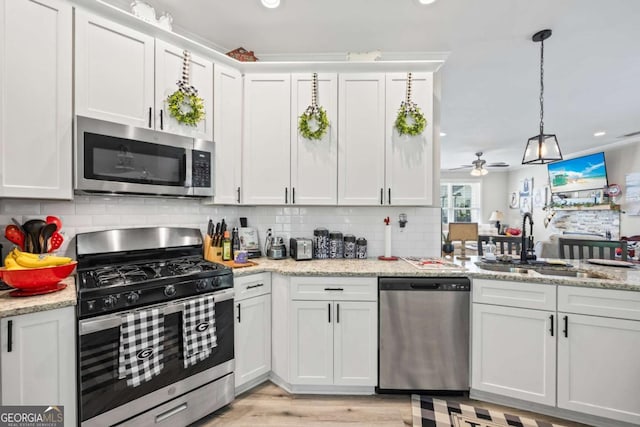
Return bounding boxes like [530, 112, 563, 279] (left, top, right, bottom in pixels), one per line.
[183, 295, 217, 368]
[118, 308, 165, 387]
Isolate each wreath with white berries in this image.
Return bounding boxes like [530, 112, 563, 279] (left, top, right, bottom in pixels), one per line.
[298, 73, 330, 140]
[395, 72, 426, 136]
[166, 50, 205, 126]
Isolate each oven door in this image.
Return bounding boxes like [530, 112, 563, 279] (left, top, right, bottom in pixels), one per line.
[78, 289, 234, 426]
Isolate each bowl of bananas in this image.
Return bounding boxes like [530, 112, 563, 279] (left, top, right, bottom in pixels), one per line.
[0, 249, 76, 296]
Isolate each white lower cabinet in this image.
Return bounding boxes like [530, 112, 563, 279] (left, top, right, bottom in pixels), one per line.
[234, 273, 271, 393]
[471, 304, 556, 405]
[472, 279, 640, 426]
[1, 306, 76, 427]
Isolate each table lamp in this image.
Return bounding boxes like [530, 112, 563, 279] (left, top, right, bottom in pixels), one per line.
[448, 222, 478, 261]
[489, 210, 505, 234]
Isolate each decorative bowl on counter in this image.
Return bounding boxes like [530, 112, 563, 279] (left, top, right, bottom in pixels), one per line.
[0, 262, 76, 296]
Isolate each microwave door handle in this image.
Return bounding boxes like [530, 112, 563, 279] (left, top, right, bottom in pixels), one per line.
[184, 150, 192, 188]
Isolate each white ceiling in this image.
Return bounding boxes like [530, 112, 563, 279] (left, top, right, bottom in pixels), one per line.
[109, 0, 640, 170]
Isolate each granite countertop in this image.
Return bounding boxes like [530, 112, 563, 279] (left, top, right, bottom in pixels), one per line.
[0, 276, 77, 319]
[234, 256, 640, 292]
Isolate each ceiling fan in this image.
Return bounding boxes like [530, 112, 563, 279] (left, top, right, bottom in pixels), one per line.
[449, 152, 509, 176]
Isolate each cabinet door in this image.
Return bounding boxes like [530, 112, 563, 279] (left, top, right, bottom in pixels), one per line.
[1, 306, 76, 427]
[75, 11, 154, 128]
[0, 0, 72, 199]
[471, 304, 556, 406]
[338, 73, 385, 205]
[557, 313, 640, 425]
[290, 73, 338, 205]
[290, 300, 333, 385]
[155, 40, 213, 139]
[242, 73, 291, 205]
[213, 64, 243, 204]
[333, 301, 377, 386]
[234, 294, 271, 390]
[385, 72, 434, 205]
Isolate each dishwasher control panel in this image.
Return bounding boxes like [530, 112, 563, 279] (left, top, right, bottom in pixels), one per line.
[378, 277, 470, 291]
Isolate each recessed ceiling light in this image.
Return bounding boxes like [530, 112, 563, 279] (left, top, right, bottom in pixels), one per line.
[593, 131, 606, 137]
[440, 132, 447, 137]
[417, 0, 437, 4]
[261, 0, 280, 8]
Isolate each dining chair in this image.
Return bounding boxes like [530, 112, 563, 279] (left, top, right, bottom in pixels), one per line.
[558, 238, 627, 261]
[477, 235, 522, 256]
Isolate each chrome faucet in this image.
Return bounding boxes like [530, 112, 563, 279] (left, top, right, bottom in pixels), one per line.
[520, 212, 534, 264]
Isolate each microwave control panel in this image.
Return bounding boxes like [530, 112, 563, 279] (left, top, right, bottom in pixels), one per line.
[192, 150, 211, 188]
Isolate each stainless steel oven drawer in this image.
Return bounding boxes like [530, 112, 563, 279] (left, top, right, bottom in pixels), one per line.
[118, 373, 234, 426]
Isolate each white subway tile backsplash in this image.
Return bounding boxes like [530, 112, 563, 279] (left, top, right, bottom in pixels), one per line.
[0, 200, 41, 215]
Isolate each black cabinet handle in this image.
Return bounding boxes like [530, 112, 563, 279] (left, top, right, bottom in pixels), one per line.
[337, 303, 340, 323]
[236, 303, 241, 323]
[237, 187, 241, 204]
[292, 187, 296, 204]
[549, 314, 554, 337]
[328, 303, 331, 323]
[160, 109, 164, 130]
[247, 283, 264, 289]
[324, 287, 344, 291]
[148, 107, 152, 128]
[380, 188, 383, 205]
[563, 315, 568, 338]
[388, 188, 391, 205]
[285, 187, 288, 204]
[7, 320, 12, 353]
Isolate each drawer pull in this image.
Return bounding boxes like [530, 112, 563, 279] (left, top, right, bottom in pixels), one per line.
[549, 314, 554, 337]
[337, 303, 340, 323]
[246, 283, 264, 289]
[7, 320, 12, 353]
[324, 287, 344, 291]
[155, 403, 188, 423]
[328, 303, 331, 323]
[237, 303, 241, 323]
[563, 315, 568, 338]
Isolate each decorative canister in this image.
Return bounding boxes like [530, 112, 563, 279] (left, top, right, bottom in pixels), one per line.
[329, 231, 344, 259]
[343, 235, 356, 259]
[356, 237, 367, 259]
[313, 228, 330, 259]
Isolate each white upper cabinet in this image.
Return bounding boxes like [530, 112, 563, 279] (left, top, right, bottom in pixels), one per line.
[290, 73, 338, 205]
[213, 64, 243, 204]
[75, 11, 154, 128]
[155, 40, 213, 140]
[242, 73, 291, 205]
[338, 74, 386, 205]
[0, 0, 72, 199]
[75, 12, 213, 139]
[385, 72, 434, 206]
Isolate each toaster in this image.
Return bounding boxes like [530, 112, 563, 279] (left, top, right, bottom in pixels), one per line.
[290, 238, 313, 261]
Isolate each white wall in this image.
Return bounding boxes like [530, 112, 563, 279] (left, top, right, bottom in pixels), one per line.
[0, 197, 441, 259]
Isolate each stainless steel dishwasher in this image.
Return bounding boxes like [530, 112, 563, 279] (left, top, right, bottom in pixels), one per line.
[377, 276, 470, 392]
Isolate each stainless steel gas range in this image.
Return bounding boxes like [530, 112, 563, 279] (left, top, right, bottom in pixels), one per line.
[75, 227, 234, 426]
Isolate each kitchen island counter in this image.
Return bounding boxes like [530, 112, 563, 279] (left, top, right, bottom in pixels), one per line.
[233, 256, 640, 292]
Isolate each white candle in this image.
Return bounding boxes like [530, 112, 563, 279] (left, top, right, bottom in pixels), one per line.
[384, 224, 391, 258]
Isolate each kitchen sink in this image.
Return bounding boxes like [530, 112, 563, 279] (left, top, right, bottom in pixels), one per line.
[475, 262, 611, 279]
[474, 263, 532, 274]
[535, 268, 609, 279]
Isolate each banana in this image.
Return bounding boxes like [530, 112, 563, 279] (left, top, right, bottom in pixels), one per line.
[14, 253, 73, 268]
[3, 256, 23, 270]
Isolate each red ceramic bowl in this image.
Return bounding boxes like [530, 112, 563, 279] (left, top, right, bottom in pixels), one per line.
[0, 261, 77, 290]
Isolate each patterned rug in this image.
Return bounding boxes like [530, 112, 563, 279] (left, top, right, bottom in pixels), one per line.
[412, 396, 568, 427]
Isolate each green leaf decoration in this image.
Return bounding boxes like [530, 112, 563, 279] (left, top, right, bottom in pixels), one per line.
[166, 90, 205, 127]
[395, 102, 427, 136]
[298, 106, 330, 140]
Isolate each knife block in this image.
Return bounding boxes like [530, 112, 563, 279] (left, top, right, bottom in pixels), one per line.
[204, 244, 223, 263]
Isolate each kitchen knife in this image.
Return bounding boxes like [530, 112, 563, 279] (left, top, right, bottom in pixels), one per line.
[204, 220, 213, 257]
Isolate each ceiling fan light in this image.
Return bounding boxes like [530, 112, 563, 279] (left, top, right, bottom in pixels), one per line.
[522, 133, 562, 164]
[261, 0, 280, 8]
[417, 0, 437, 4]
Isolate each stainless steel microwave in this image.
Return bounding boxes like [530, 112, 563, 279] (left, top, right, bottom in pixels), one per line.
[75, 116, 214, 197]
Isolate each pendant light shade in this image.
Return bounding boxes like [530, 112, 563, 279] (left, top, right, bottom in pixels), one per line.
[522, 29, 563, 165]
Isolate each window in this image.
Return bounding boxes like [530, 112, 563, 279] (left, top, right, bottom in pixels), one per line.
[440, 182, 481, 225]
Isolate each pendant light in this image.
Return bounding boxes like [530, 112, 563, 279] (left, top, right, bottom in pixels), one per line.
[522, 29, 563, 165]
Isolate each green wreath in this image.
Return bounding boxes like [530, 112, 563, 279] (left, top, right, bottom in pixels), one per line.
[395, 103, 426, 136]
[298, 107, 329, 140]
[166, 90, 205, 127]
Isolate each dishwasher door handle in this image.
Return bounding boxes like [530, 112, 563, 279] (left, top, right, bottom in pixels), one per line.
[409, 283, 440, 290]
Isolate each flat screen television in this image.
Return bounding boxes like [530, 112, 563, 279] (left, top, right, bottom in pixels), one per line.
[547, 152, 608, 194]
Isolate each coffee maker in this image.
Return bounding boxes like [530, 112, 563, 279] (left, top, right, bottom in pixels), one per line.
[238, 217, 261, 259]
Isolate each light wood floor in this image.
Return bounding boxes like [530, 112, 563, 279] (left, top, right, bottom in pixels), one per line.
[192, 382, 589, 427]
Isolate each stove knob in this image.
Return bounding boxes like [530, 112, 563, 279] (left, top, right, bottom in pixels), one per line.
[212, 277, 222, 286]
[103, 296, 117, 309]
[127, 292, 140, 304]
[87, 300, 95, 311]
[197, 279, 209, 291]
[164, 285, 176, 297]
